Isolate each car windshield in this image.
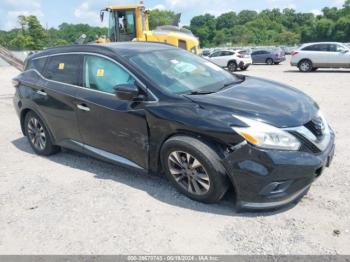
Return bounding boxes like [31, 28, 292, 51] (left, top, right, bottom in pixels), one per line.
[129, 49, 241, 95]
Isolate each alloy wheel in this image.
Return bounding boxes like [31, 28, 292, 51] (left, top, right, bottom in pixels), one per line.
[27, 117, 46, 151]
[299, 61, 311, 72]
[228, 62, 237, 72]
[168, 151, 210, 195]
[266, 59, 273, 65]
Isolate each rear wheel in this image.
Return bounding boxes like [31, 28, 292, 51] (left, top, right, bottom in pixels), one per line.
[24, 111, 59, 156]
[298, 59, 313, 72]
[227, 61, 237, 72]
[266, 58, 274, 65]
[161, 136, 229, 203]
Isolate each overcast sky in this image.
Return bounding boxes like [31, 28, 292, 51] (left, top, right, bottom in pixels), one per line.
[0, 0, 346, 31]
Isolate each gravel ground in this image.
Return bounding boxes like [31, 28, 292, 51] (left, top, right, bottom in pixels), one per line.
[0, 59, 349, 254]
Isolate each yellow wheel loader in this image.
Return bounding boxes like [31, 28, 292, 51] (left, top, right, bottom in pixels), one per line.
[97, 4, 200, 54]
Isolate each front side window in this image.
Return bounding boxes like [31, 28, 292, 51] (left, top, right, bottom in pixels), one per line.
[83, 55, 135, 94]
[129, 49, 241, 95]
[43, 55, 82, 86]
[329, 44, 348, 52]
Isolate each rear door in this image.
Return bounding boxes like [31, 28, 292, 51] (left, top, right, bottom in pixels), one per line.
[75, 54, 149, 169]
[38, 54, 82, 144]
[301, 44, 329, 66]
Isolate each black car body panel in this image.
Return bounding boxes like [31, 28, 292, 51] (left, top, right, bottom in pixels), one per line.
[13, 42, 335, 210]
[185, 76, 319, 128]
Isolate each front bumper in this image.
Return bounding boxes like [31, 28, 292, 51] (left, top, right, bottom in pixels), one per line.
[223, 133, 335, 210]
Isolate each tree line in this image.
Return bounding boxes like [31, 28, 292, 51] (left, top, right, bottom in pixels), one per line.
[0, 1, 349, 50]
[187, 0, 350, 47]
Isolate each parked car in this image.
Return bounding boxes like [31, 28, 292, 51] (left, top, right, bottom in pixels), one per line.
[291, 42, 350, 72]
[251, 49, 286, 65]
[205, 49, 252, 71]
[13, 42, 335, 210]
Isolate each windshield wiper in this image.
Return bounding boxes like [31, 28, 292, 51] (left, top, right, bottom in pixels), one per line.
[218, 77, 245, 91]
[187, 90, 216, 95]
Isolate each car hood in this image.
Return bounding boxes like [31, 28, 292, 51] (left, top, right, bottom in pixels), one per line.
[185, 76, 319, 128]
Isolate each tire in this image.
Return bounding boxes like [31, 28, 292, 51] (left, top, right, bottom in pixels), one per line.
[24, 111, 60, 156]
[227, 61, 237, 72]
[311, 68, 318, 72]
[266, 58, 274, 65]
[274, 62, 280, 65]
[240, 65, 249, 71]
[298, 59, 313, 72]
[161, 136, 229, 203]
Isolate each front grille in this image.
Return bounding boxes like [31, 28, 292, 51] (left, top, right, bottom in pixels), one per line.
[289, 131, 321, 154]
[304, 117, 325, 139]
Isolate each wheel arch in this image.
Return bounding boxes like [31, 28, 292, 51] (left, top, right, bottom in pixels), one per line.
[20, 107, 56, 144]
[156, 131, 238, 199]
[298, 58, 313, 67]
[156, 131, 232, 179]
[227, 59, 237, 67]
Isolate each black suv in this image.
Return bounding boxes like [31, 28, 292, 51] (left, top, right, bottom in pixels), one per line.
[13, 42, 335, 210]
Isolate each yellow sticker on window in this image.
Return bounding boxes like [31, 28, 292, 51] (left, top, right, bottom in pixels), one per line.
[96, 69, 104, 77]
[58, 63, 65, 70]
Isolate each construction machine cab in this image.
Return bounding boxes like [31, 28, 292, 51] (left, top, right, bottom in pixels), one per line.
[100, 5, 148, 42]
[98, 4, 200, 54]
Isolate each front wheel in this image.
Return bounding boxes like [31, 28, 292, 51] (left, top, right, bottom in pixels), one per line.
[161, 136, 229, 203]
[266, 58, 274, 65]
[227, 61, 237, 72]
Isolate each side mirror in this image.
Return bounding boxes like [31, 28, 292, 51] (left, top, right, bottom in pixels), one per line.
[114, 84, 140, 101]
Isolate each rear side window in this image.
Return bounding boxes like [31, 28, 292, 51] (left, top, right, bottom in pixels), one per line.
[26, 57, 47, 73]
[210, 51, 223, 57]
[43, 55, 82, 86]
[223, 51, 234, 56]
[302, 44, 330, 51]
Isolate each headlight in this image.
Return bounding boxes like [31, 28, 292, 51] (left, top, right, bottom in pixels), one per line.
[232, 115, 301, 151]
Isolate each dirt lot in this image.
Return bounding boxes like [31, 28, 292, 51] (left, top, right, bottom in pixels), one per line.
[0, 59, 349, 254]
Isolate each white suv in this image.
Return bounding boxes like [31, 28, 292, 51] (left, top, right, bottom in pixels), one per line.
[205, 50, 252, 72]
[291, 42, 350, 72]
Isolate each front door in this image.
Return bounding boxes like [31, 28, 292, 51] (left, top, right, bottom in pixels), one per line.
[75, 54, 149, 169]
[328, 44, 350, 67]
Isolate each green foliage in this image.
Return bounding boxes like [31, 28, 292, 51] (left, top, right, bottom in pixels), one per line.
[189, 4, 350, 47]
[1, 3, 350, 50]
[1, 15, 107, 50]
[149, 9, 177, 30]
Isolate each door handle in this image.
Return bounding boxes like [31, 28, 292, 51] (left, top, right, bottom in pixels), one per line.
[77, 104, 90, 112]
[36, 90, 47, 96]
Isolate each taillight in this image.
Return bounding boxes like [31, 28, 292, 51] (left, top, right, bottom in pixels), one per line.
[12, 79, 20, 88]
[291, 51, 299, 56]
